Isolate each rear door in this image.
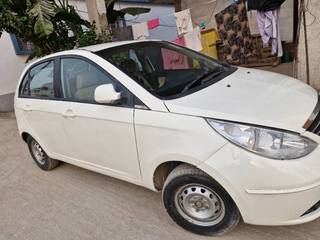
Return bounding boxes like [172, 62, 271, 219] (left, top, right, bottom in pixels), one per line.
[57, 56, 141, 180]
[16, 59, 68, 156]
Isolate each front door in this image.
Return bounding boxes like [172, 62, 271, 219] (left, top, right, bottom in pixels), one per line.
[58, 57, 141, 180]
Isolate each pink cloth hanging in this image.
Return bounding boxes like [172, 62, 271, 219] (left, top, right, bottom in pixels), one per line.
[148, 18, 160, 30]
[172, 36, 186, 46]
[162, 37, 189, 70]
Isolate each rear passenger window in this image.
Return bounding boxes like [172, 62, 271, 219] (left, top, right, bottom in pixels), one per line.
[22, 61, 55, 98]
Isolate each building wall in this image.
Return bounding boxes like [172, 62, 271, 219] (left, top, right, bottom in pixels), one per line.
[114, 2, 177, 41]
[297, 0, 320, 91]
[179, 0, 232, 30]
[0, 32, 28, 112]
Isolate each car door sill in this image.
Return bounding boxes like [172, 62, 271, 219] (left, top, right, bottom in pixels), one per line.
[53, 153, 144, 187]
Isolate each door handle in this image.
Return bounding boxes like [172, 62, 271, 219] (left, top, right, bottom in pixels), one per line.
[22, 105, 32, 112]
[62, 109, 76, 118]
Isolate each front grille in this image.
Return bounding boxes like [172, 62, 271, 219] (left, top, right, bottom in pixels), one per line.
[306, 112, 320, 135]
[304, 95, 320, 136]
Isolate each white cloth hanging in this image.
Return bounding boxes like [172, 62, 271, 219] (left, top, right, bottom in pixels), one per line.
[174, 9, 193, 35]
[256, 8, 283, 57]
[132, 22, 150, 40]
[184, 27, 203, 52]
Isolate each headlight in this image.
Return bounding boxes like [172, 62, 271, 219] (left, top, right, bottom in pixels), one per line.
[207, 119, 318, 160]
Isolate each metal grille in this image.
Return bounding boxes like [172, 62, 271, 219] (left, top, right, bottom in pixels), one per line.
[305, 95, 320, 136]
[307, 112, 320, 135]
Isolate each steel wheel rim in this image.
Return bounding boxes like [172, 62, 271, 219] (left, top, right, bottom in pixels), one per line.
[174, 184, 225, 227]
[31, 140, 45, 165]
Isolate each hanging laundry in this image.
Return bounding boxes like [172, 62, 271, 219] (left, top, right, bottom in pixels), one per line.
[148, 18, 160, 30]
[256, 8, 283, 57]
[247, 0, 285, 11]
[174, 9, 193, 35]
[160, 36, 188, 70]
[162, 48, 189, 70]
[184, 27, 203, 52]
[172, 36, 186, 46]
[132, 22, 150, 40]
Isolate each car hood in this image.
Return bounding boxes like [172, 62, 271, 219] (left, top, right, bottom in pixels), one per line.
[164, 67, 318, 133]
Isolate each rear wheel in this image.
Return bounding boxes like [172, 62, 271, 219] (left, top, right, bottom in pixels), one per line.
[27, 136, 60, 170]
[162, 164, 240, 236]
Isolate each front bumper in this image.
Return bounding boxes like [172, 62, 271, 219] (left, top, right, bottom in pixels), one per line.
[199, 136, 320, 226]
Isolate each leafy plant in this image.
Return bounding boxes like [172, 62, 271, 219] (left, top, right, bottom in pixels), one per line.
[28, 0, 55, 37]
[0, 0, 111, 60]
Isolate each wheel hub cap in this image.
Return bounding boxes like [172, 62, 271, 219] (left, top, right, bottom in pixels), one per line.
[31, 140, 45, 165]
[174, 184, 225, 226]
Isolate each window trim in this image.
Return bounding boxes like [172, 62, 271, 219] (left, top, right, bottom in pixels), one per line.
[18, 54, 149, 110]
[10, 34, 34, 56]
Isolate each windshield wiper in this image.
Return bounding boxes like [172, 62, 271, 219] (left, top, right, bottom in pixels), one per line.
[181, 69, 224, 93]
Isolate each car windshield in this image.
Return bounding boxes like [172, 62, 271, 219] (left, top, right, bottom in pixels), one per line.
[95, 41, 236, 99]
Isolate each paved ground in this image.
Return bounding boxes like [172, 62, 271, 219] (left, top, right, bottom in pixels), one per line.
[1, 112, 320, 240]
[257, 62, 294, 77]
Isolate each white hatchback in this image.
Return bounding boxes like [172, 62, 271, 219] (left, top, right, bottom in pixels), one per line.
[15, 40, 320, 236]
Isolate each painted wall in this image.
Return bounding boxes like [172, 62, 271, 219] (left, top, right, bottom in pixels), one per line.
[0, 32, 29, 111]
[114, 2, 177, 41]
[297, 0, 320, 91]
[0, 33, 28, 96]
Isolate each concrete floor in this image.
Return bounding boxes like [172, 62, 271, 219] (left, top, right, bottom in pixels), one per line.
[1, 112, 320, 240]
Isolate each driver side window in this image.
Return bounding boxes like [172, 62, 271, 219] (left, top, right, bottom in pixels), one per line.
[61, 58, 116, 103]
[61, 57, 133, 107]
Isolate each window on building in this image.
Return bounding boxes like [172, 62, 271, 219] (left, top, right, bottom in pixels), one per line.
[10, 34, 34, 56]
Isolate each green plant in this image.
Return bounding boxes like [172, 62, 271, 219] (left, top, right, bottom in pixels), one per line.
[0, 0, 111, 60]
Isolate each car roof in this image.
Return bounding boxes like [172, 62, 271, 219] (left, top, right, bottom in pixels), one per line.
[25, 39, 162, 68]
[79, 39, 161, 52]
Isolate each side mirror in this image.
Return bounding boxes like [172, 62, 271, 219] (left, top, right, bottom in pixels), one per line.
[94, 84, 122, 104]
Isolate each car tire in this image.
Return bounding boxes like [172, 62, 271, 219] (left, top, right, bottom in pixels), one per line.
[162, 164, 240, 236]
[27, 136, 60, 171]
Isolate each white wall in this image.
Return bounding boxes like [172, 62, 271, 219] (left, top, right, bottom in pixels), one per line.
[69, 0, 89, 21]
[0, 32, 28, 96]
[297, 0, 320, 91]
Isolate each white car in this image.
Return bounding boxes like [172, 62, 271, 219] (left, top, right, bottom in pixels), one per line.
[15, 40, 320, 236]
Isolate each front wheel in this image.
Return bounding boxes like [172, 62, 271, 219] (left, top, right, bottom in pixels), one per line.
[162, 164, 240, 236]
